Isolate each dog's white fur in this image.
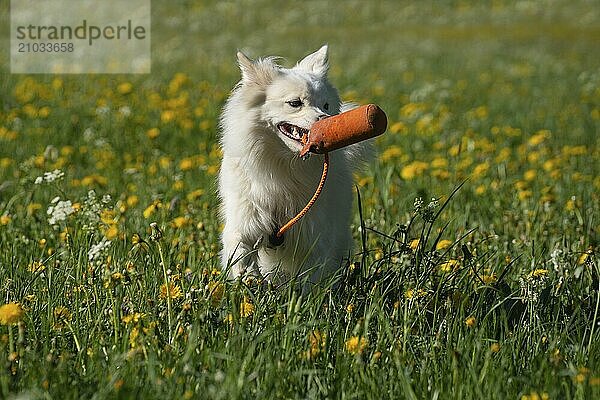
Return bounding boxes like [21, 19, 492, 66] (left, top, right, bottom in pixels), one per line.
[218, 45, 366, 286]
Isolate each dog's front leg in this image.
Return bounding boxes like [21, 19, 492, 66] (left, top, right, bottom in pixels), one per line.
[221, 229, 264, 279]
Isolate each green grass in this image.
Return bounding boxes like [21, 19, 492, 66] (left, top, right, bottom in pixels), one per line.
[0, 1, 599, 399]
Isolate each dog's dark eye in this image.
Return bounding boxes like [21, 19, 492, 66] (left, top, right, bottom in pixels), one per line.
[323, 103, 329, 110]
[286, 99, 303, 108]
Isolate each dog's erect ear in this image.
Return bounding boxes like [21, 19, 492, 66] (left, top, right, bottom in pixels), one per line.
[237, 51, 255, 80]
[237, 50, 277, 86]
[297, 44, 329, 76]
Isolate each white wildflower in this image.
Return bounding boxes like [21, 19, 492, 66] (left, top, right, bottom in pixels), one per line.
[118, 106, 131, 116]
[427, 197, 439, 209]
[35, 169, 65, 184]
[550, 247, 564, 272]
[83, 128, 95, 141]
[88, 238, 112, 262]
[95, 106, 110, 116]
[47, 198, 75, 226]
[413, 197, 423, 212]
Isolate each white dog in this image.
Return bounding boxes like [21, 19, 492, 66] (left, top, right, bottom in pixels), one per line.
[218, 45, 367, 286]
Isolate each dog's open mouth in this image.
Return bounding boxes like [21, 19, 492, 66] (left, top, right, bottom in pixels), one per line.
[277, 122, 309, 143]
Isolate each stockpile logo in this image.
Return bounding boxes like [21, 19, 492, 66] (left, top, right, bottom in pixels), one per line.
[11, 0, 151, 73]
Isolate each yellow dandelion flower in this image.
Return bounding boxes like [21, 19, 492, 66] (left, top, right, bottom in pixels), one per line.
[409, 238, 420, 251]
[206, 165, 219, 175]
[33, 155, 44, 168]
[117, 82, 133, 95]
[405, 288, 427, 299]
[565, 198, 576, 211]
[518, 190, 532, 201]
[186, 189, 204, 201]
[171, 216, 190, 229]
[0, 303, 24, 325]
[474, 185, 486, 195]
[103, 271, 125, 289]
[0, 214, 11, 225]
[432, 169, 450, 180]
[490, 343, 501, 353]
[431, 157, 449, 168]
[161, 110, 176, 123]
[27, 261, 45, 273]
[146, 128, 160, 139]
[159, 282, 183, 301]
[81, 174, 108, 187]
[103, 225, 119, 240]
[389, 121, 407, 134]
[143, 202, 161, 219]
[436, 240, 452, 251]
[528, 130, 551, 146]
[345, 336, 368, 355]
[59, 228, 69, 242]
[53, 306, 72, 330]
[400, 102, 426, 117]
[471, 162, 489, 179]
[206, 281, 224, 306]
[577, 249, 592, 265]
[400, 161, 428, 180]
[179, 157, 194, 171]
[129, 326, 140, 348]
[38, 106, 50, 118]
[473, 105, 488, 119]
[306, 329, 327, 359]
[122, 312, 145, 325]
[532, 269, 548, 278]
[481, 274, 497, 284]
[0, 158, 13, 168]
[439, 259, 459, 273]
[126, 195, 139, 208]
[240, 297, 254, 318]
[131, 233, 143, 245]
[100, 210, 116, 225]
[524, 169, 537, 181]
[380, 146, 403, 162]
[346, 303, 355, 313]
[199, 120, 211, 131]
[172, 180, 185, 191]
[465, 316, 476, 328]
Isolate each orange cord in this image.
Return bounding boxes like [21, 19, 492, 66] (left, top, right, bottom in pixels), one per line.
[276, 152, 329, 238]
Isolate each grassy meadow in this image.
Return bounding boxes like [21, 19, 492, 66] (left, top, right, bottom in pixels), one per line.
[0, 1, 599, 398]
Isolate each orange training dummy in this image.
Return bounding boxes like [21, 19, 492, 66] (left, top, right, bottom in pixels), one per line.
[300, 104, 387, 157]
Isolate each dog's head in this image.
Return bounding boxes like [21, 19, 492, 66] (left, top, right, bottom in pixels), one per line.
[235, 45, 341, 153]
